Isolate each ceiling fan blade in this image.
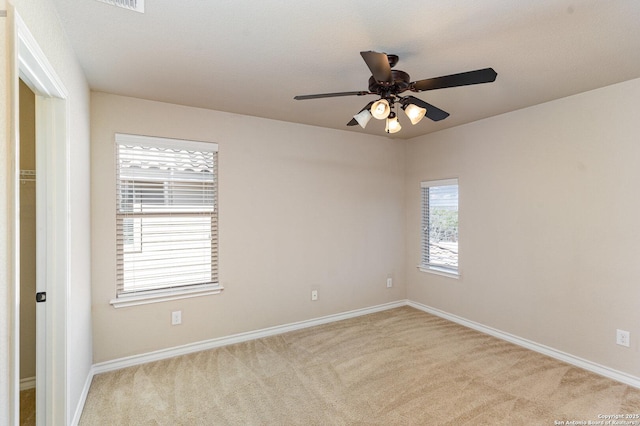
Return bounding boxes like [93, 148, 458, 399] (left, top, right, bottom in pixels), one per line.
[347, 101, 375, 126]
[294, 91, 369, 100]
[403, 96, 450, 121]
[360, 51, 393, 83]
[410, 68, 497, 92]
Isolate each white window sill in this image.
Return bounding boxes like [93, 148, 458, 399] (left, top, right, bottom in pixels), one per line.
[110, 283, 224, 308]
[417, 265, 460, 280]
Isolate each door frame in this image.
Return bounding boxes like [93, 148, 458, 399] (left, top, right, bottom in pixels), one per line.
[12, 10, 70, 426]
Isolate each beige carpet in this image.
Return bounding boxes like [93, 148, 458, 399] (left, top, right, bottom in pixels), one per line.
[79, 307, 640, 425]
[20, 388, 36, 425]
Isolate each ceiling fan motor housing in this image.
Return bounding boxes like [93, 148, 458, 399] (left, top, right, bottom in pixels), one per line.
[368, 70, 411, 94]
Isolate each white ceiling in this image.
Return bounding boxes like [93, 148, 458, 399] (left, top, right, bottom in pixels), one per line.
[51, 0, 640, 139]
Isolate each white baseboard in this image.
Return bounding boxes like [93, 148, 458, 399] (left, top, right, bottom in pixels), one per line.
[92, 300, 407, 375]
[19, 376, 35, 391]
[407, 300, 640, 389]
[70, 367, 95, 426]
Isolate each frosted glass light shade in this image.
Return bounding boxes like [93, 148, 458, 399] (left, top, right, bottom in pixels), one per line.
[385, 115, 402, 134]
[403, 103, 427, 125]
[353, 109, 372, 128]
[371, 99, 391, 120]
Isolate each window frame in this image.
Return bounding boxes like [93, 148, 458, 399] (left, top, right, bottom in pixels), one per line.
[110, 133, 223, 308]
[418, 178, 460, 279]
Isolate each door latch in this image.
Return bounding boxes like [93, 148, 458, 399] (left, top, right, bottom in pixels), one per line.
[36, 292, 47, 303]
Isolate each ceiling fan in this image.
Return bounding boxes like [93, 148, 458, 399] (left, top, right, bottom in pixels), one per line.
[294, 51, 497, 134]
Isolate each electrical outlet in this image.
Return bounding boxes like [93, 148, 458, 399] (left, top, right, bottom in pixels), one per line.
[311, 290, 318, 301]
[616, 329, 630, 347]
[386, 278, 393, 288]
[171, 310, 182, 325]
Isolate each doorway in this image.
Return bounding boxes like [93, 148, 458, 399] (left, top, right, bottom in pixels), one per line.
[18, 78, 37, 425]
[12, 11, 71, 425]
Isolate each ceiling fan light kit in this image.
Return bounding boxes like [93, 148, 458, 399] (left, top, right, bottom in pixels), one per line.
[294, 51, 497, 135]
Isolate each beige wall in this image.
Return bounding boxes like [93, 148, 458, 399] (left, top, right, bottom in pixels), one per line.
[19, 79, 36, 381]
[405, 77, 640, 377]
[91, 92, 406, 363]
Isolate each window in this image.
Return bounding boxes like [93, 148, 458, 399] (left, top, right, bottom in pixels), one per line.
[420, 179, 459, 277]
[112, 134, 221, 307]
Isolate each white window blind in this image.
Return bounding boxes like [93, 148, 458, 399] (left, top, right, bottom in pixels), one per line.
[115, 134, 218, 298]
[421, 179, 459, 274]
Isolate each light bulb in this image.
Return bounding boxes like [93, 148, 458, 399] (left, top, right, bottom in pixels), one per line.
[370, 99, 390, 120]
